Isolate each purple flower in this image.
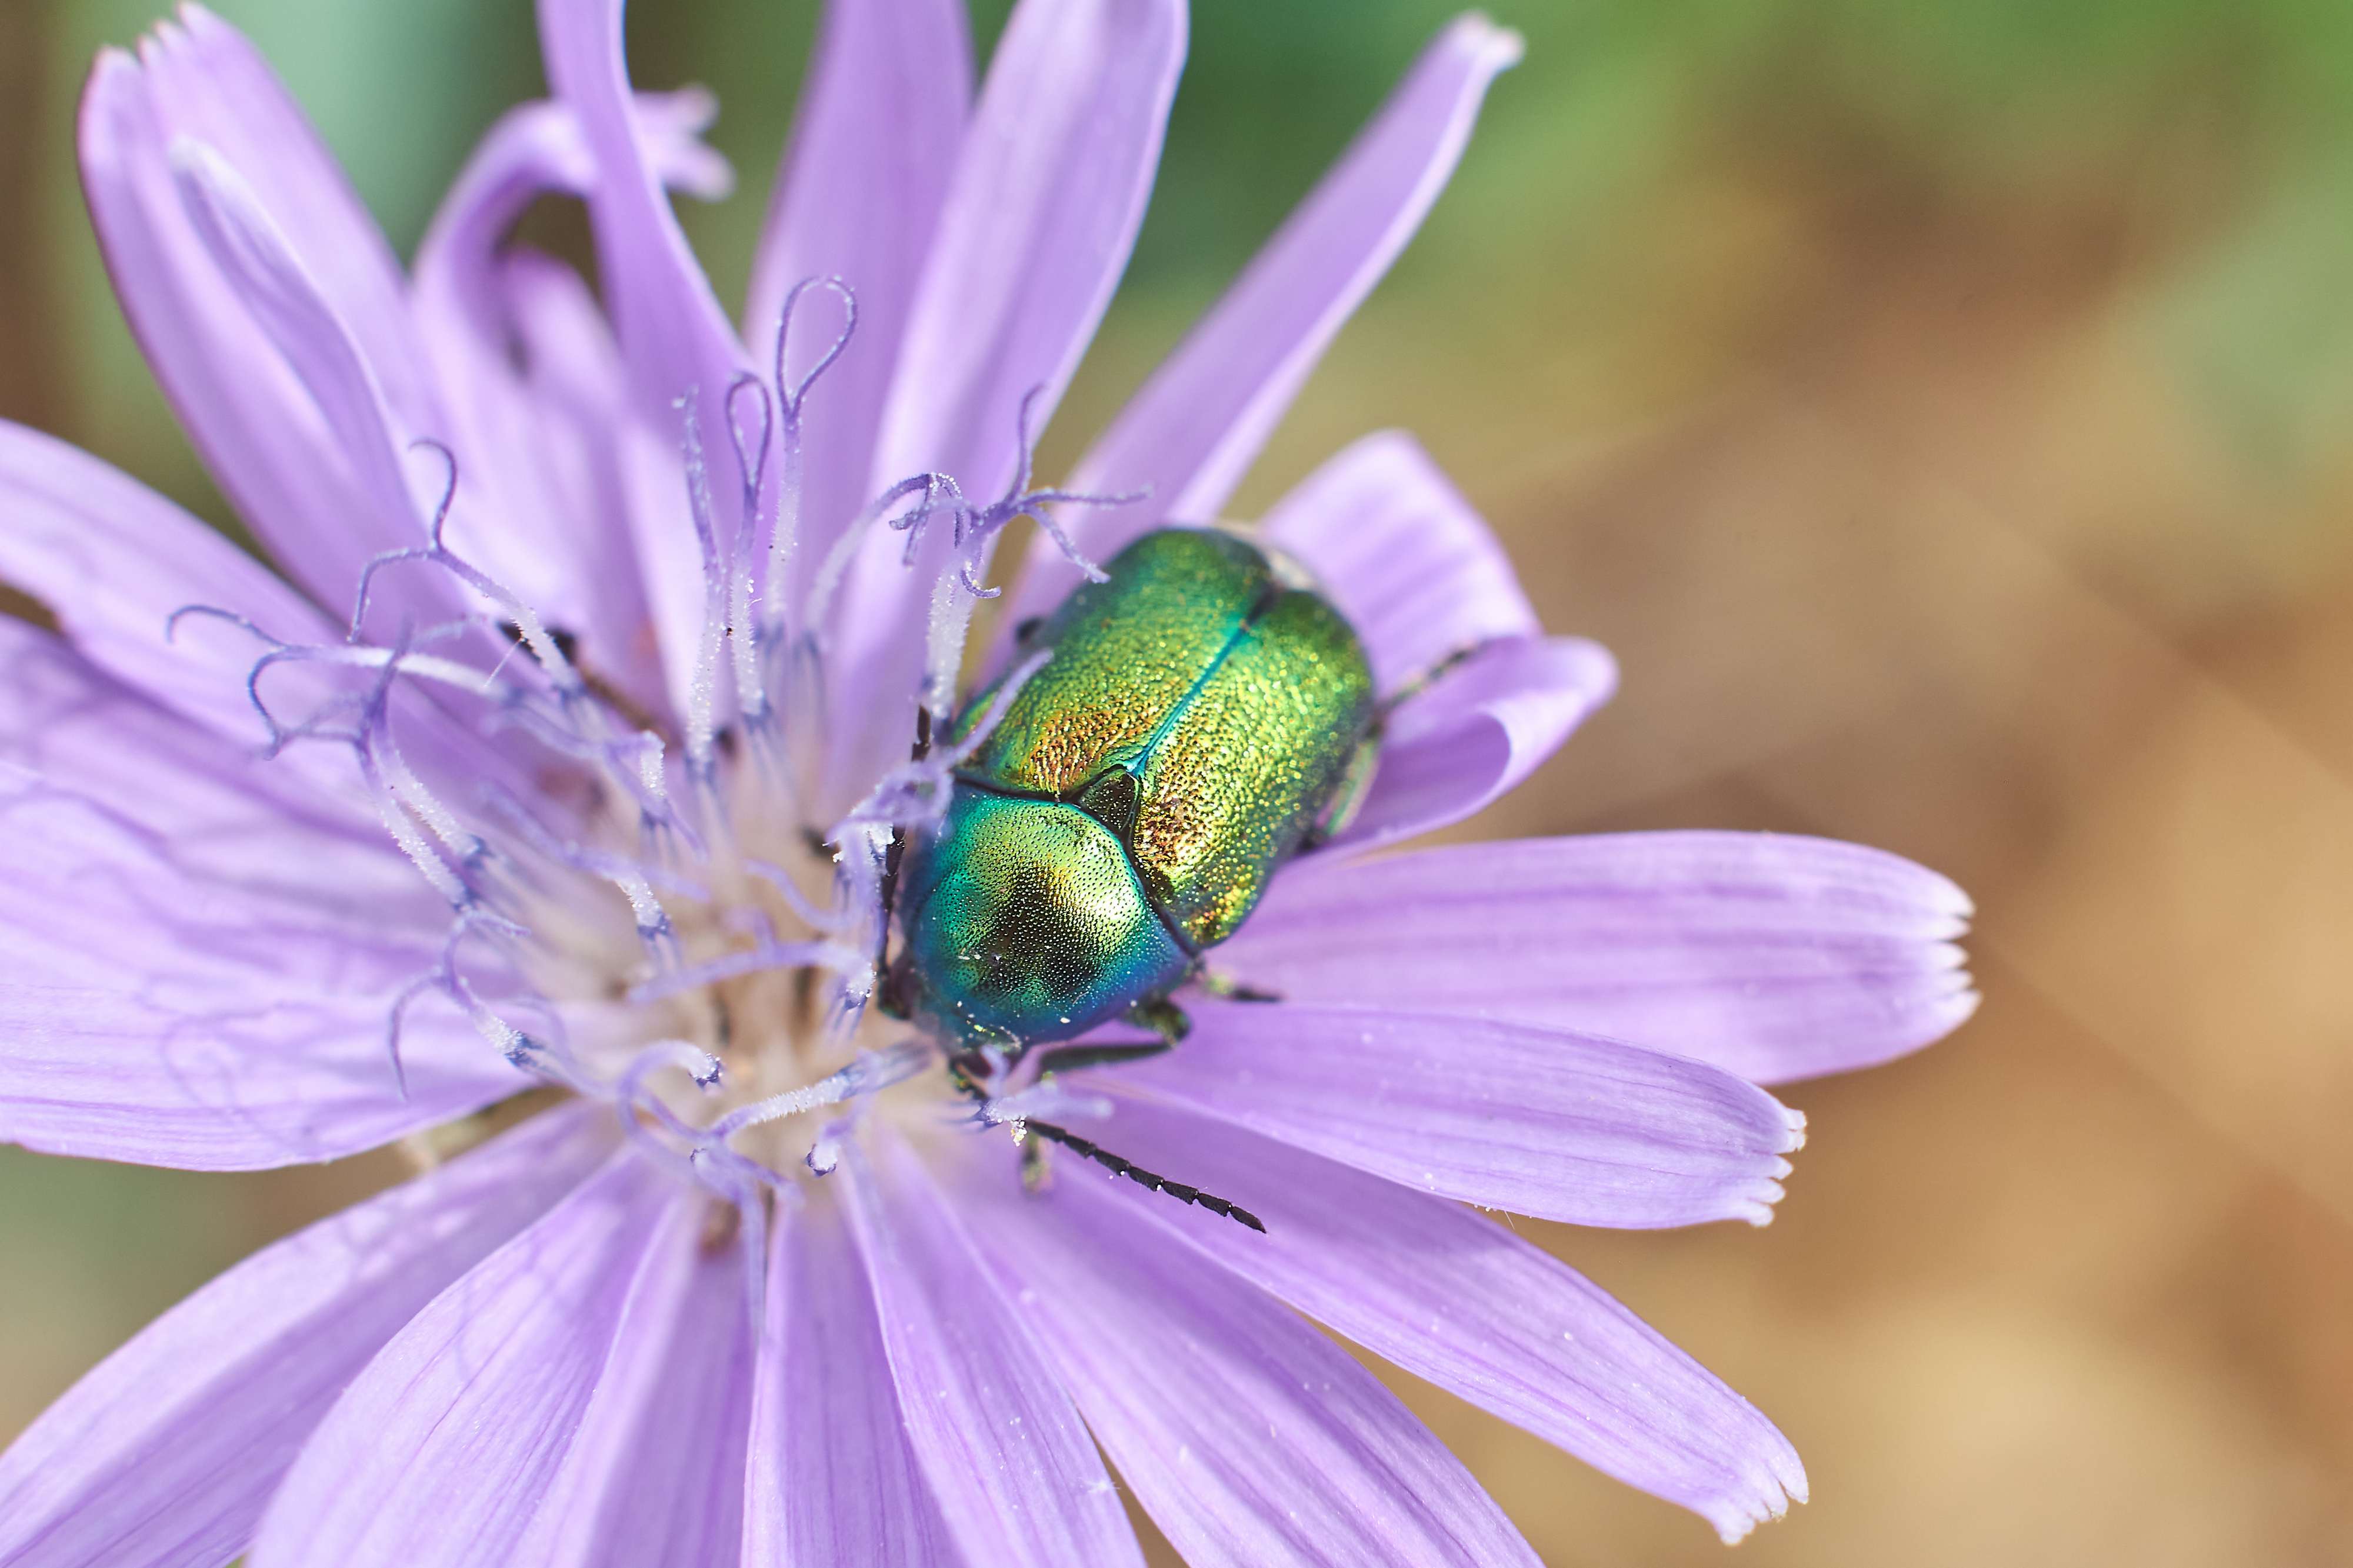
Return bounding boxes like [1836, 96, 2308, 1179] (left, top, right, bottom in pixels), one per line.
[0, 1, 1976, 1563]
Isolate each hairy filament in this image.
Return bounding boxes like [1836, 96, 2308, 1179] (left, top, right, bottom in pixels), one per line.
[706, 1040, 929, 1141]
[760, 277, 856, 651]
[678, 388, 732, 791]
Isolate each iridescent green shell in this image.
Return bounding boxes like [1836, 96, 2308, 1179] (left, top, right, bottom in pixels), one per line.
[956, 527, 1377, 946]
[896, 526, 1377, 1047]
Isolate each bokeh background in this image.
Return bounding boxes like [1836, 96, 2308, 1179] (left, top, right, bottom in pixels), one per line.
[5, 0, 2353, 1562]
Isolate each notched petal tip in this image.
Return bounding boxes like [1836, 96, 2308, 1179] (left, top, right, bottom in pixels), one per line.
[1706, 1394, 1809, 1540]
[1715, 1460, 1807, 1542]
[1737, 1107, 1807, 1225]
[661, 81, 720, 131]
[1781, 1105, 1808, 1152]
[1927, 868, 1978, 925]
[86, 44, 138, 85]
[1711, 1500, 1780, 1546]
[649, 85, 735, 200]
[1447, 12, 1528, 72]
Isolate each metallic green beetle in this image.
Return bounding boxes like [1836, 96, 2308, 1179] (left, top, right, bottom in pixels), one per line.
[887, 526, 1377, 1055]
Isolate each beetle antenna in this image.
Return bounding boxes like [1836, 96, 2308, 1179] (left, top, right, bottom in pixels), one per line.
[1018, 1119, 1267, 1233]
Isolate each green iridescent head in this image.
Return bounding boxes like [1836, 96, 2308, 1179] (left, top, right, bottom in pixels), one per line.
[892, 787, 1189, 1047]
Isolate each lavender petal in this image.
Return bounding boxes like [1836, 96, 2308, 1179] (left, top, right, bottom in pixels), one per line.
[1058, 1095, 1809, 1543]
[821, 0, 1186, 809]
[410, 92, 726, 690]
[1231, 831, 1978, 1083]
[0, 420, 354, 793]
[534, 0, 751, 458]
[1111, 1000, 1805, 1228]
[168, 141, 452, 624]
[745, 1187, 968, 1566]
[471, 251, 688, 728]
[514, 1186, 754, 1566]
[1259, 430, 1540, 695]
[138, 6, 436, 425]
[1335, 634, 1619, 852]
[953, 1136, 1542, 1568]
[839, 1133, 1145, 1568]
[1003, 16, 1527, 633]
[0, 1105, 614, 1568]
[251, 1150, 746, 1566]
[0, 618, 417, 906]
[77, 24, 449, 623]
[0, 772, 519, 1170]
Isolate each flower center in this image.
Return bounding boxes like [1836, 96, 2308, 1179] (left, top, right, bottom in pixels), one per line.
[174, 283, 1138, 1216]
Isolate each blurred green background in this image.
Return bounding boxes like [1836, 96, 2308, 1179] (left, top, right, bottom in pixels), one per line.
[6, 1, 2353, 1562]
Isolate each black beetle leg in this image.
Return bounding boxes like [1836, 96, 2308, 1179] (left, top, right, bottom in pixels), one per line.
[872, 706, 938, 1005]
[1193, 966, 1282, 1004]
[1378, 637, 1494, 718]
[1026, 1038, 1176, 1079]
[1122, 993, 1192, 1049]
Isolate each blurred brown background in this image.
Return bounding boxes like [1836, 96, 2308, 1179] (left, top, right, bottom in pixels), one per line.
[5, 0, 2353, 1562]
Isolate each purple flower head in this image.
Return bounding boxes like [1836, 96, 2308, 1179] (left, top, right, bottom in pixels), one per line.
[0, 1, 1977, 1563]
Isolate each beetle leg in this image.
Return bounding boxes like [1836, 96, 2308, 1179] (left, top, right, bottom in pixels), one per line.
[1018, 1129, 1053, 1192]
[945, 1050, 994, 1105]
[1378, 637, 1494, 717]
[1026, 1038, 1175, 1079]
[1018, 995, 1192, 1092]
[1194, 967, 1283, 1003]
[1124, 994, 1192, 1049]
[873, 954, 912, 1020]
